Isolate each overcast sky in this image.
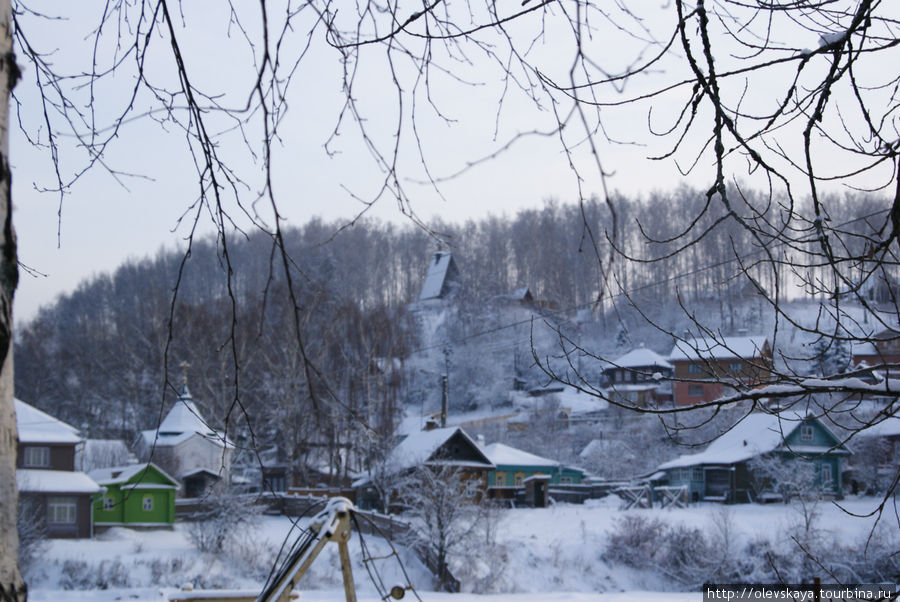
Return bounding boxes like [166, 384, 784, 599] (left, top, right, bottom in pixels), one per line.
[10, 1, 894, 324]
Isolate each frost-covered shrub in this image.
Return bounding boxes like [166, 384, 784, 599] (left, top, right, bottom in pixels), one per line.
[658, 524, 711, 587]
[148, 556, 187, 585]
[602, 515, 668, 568]
[830, 531, 900, 583]
[59, 559, 130, 590]
[735, 536, 799, 583]
[17, 496, 48, 576]
[59, 560, 92, 590]
[187, 492, 263, 553]
[453, 503, 511, 594]
[604, 515, 733, 588]
[228, 532, 278, 581]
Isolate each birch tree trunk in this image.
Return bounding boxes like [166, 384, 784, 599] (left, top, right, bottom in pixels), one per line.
[0, 0, 22, 598]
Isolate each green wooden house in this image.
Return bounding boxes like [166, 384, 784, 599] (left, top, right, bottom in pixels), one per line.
[655, 412, 849, 503]
[482, 442, 585, 487]
[89, 463, 179, 528]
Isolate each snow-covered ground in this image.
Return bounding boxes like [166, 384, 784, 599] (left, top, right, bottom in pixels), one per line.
[25, 495, 895, 601]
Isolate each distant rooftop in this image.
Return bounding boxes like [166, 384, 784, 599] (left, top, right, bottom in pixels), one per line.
[669, 335, 768, 362]
[15, 398, 82, 444]
[612, 347, 673, 370]
[418, 252, 460, 301]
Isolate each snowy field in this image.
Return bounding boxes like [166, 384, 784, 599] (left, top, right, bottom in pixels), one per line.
[25, 496, 894, 602]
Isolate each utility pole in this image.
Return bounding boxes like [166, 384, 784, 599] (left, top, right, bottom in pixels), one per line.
[441, 347, 451, 427]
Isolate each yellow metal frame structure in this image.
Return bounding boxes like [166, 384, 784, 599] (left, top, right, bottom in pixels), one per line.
[257, 497, 357, 602]
[168, 497, 358, 602]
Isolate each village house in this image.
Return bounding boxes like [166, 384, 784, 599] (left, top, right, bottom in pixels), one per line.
[14, 399, 102, 538]
[355, 426, 494, 511]
[133, 383, 233, 498]
[851, 327, 900, 375]
[603, 346, 674, 406]
[850, 415, 900, 492]
[89, 462, 179, 529]
[417, 251, 461, 302]
[481, 441, 584, 507]
[654, 412, 849, 503]
[668, 335, 772, 405]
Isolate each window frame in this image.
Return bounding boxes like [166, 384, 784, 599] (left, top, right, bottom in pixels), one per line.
[48, 496, 77, 524]
[142, 495, 154, 512]
[23, 446, 50, 468]
[800, 424, 814, 442]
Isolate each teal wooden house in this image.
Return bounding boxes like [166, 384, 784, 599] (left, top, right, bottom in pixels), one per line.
[482, 442, 585, 487]
[655, 412, 849, 503]
[89, 463, 179, 528]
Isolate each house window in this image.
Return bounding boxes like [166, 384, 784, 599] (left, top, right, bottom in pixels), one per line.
[264, 475, 286, 492]
[463, 479, 479, 498]
[800, 425, 814, 442]
[688, 364, 702, 374]
[560, 476, 572, 484]
[513, 472, 525, 487]
[142, 496, 153, 511]
[688, 385, 704, 396]
[729, 362, 742, 373]
[48, 496, 77, 524]
[494, 472, 506, 487]
[23, 446, 50, 468]
[821, 463, 833, 490]
[692, 468, 703, 482]
[103, 496, 115, 511]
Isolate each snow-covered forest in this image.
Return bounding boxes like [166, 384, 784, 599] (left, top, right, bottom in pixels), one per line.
[14, 190, 897, 484]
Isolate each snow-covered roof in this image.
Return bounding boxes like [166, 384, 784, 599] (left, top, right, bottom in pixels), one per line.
[657, 412, 840, 470]
[858, 416, 900, 439]
[418, 252, 457, 301]
[16, 469, 102, 494]
[669, 336, 768, 362]
[386, 427, 493, 471]
[612, 347, 673, 370]
[578, 438, 605, 459]
[852, 341, 879, 357]
[481, 442, 559, 468]
[511, 287, 531, 300]
[79, 439, 138, 472]
[89, 462, 178, 487]
[513, 385, 609, 415]
[15, 398, 82, 444]
[139, 388, 231, 449]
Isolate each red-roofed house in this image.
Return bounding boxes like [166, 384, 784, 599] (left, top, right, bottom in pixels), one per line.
[668, 336, 773, 405]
